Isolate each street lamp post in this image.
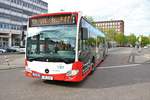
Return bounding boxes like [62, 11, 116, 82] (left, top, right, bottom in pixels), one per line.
[9, 1, 12, 48]
[138, 35, 142, 52]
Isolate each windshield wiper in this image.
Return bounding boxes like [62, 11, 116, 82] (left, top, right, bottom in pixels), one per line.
[28, 57, 45, 62]
[43, 57, 74, 64]
[60, 57, 74, 64]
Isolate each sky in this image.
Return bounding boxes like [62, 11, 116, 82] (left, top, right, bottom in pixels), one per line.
[43, 0, 150, 36]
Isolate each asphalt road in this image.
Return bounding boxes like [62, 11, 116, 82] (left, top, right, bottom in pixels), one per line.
[0, 47, 150, 100]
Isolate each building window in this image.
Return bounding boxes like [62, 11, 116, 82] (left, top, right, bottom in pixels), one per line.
[0, 24, 2, 29]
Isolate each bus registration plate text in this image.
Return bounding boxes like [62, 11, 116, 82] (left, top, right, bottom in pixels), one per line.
[41, 76, 53, 80]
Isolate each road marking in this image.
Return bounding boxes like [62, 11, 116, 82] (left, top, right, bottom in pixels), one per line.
[98, 64, 141, 69]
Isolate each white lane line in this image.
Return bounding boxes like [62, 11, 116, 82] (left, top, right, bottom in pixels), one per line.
[98, 64, 141, 69]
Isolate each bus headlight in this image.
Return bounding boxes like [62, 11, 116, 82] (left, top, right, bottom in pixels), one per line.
[66, 70, 79, 76]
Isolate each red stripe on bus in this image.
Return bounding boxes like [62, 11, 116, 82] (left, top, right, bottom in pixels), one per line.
[30, 12, 79, 19]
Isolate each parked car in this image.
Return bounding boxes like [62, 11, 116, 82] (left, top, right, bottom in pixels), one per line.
[0, 49, 6, 53]
[11, 46, 25, 53]
[144, 46, 148, 49]
[143, 44, 150, 49]
[11, 46, 20, 51]
[5, 48, 17, 52]
[18, 46, 25, 53]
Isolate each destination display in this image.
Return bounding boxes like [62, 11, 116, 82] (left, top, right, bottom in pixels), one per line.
[29, 14, 77, 27]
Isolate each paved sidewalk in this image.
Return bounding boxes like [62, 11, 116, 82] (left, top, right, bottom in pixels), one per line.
[128, 48, 150, 64]
[108, 47, 150, 64]
[0, 54, 24, 70]
[108, 47, 123, 52]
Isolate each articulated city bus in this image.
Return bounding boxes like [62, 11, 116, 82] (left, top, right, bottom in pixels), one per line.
[25, 12, 108, 82]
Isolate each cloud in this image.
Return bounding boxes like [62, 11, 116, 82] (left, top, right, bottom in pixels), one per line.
[43, 0, 150, 36]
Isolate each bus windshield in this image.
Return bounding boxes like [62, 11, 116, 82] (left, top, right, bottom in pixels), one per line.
[26, 25, 77, 64]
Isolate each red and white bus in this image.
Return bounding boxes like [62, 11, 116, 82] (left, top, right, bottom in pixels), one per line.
[25, 12, 108, 82]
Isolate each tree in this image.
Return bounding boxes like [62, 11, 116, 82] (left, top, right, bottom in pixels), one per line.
[114, 32, 125, 46]
[105, 28, 117, 41]
[123, 35, 129, 45]
[127, 34, 137, 47]
[85, 16, 96, 26]
[141, 36, 150, 47]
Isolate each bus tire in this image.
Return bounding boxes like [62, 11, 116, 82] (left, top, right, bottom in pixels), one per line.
[91, 57, 96, 74]
[102, 51, 106, 61]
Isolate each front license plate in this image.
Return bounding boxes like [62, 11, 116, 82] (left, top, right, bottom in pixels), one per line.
[41, 76, 53, 80]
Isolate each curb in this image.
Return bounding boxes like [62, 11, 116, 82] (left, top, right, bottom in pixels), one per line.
[0, 66, 24, 70]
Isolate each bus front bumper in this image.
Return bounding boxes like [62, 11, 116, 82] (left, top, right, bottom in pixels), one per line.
[24, 70, 83, 82]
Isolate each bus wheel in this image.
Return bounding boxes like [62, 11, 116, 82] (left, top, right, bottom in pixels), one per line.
[102, 51, 106, 61]
[91, 57, 96, 74]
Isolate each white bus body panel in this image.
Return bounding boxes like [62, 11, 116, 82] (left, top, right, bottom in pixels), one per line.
[26, 61, 72, 74]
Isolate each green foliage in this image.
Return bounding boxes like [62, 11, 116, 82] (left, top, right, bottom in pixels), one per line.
[84, 16, 96, 27]
[114, 33, 125, 46]
[105, 28, 117, 41]
[96, 27, 150, 47]
[97, 36, 105, 45]
[127, 34, 137, 47]
[85, 16, 94, 22]
[141, 36, 150, 46]
[123, 35, 128, 44]
[104, 29, 126, 46]
[86, 37, 96, 46]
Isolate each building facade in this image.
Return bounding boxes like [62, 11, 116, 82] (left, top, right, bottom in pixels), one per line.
[0, 0, 48, 48]
[95, 20, 124, 34]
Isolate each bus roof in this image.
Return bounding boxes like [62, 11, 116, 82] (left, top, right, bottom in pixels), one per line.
[30, 12, 79, 19]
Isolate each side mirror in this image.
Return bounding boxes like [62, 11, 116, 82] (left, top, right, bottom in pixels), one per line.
[81, 27, 88, 40]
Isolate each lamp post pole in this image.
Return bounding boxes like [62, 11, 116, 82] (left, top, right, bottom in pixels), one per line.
[20, 4, 24, 47]
[9, 0, 12, 48]
[138, 35, 142, 52]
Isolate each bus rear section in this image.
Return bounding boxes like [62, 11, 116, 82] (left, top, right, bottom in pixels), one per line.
[24, 12, 107, 82]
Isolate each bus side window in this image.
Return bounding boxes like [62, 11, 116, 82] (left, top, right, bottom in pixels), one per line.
[81, 27, 88, 40]
[79, 27, 88, 51]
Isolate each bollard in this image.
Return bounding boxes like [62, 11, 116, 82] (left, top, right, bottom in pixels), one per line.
[4, 55, 10, 66]
[131, 54, 135, 63]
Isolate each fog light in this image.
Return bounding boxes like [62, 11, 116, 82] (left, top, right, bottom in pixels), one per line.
[66, 70, 79, 76]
